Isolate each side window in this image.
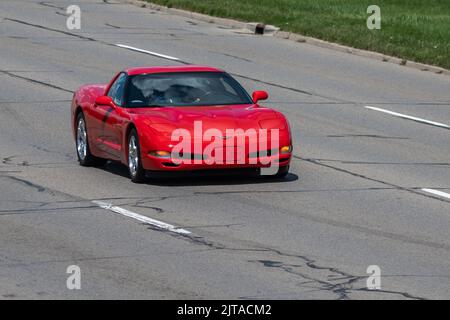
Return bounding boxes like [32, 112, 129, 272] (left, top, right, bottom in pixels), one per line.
[107, 73, 127, 106]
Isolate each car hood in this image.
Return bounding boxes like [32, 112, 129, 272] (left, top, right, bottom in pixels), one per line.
[129, 104, 281, 134]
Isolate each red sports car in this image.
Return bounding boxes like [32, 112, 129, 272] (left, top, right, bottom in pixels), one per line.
[71, 65, 292, 182]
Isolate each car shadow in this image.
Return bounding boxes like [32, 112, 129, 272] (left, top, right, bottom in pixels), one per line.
[100, 161, 299, 186]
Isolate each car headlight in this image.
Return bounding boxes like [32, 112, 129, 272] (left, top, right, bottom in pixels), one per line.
[280, 145, 292, 154]
[148, 150, 171, 158]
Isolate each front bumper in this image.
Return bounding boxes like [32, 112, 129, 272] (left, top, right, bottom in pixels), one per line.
[141, 152, 292, 172]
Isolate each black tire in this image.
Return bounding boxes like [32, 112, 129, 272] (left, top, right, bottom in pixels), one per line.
[75, 112, 107, 167]
[275, 165, 289, 178]
[127, 129, 146, 183]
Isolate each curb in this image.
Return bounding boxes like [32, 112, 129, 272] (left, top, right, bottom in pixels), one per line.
[123, 0, 449, 76]
[274, 31, 449, 75]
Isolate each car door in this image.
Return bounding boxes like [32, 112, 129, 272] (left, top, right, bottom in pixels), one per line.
[94, 72, 127, 160]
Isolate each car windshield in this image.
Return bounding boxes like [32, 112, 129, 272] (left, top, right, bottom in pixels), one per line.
[125, 72, 252, 107]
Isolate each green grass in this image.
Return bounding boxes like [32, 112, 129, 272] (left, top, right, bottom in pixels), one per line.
[147, 0, 450, 69]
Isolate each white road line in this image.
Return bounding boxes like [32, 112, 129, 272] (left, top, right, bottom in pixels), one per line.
[421, 189, 450, 200]
[115, 44, 180, 61]
[92, 200, 191, 235]
[365, 106, 450, 129]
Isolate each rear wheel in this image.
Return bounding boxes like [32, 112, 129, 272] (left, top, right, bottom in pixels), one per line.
[128, 129, 146, 183]
[76, 113, 106, 167]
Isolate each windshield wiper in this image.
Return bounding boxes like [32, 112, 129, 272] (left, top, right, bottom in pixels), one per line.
[145, 104, 166, 108]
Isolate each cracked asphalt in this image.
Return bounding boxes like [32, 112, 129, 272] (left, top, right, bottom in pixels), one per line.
[0, 0, 449, 299]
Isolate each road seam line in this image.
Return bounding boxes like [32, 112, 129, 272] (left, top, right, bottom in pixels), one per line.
[365, 106, 450, 129]
[421, 189, 450, 200]
[115, 44, 180, 61]
[92, 200, 191, 235]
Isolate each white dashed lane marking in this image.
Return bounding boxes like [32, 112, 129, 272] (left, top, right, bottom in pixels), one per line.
[365, 106, 450, 129]
[421, 189, 450, 200]
[92, 200, 191, 235]
[115, 44, 180, 61]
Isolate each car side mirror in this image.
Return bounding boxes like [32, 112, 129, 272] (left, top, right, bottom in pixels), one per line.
[95, 96, 114, 107]
[252, 91, 269, 104]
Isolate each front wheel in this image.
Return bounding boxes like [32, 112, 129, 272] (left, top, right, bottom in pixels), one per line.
[274, 165, 289, 178]
[76, 113, 106, 167]
[128, 129, 146, 183]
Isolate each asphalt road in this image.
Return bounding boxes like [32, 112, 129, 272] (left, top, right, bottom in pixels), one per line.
[0, 0, 449, 300]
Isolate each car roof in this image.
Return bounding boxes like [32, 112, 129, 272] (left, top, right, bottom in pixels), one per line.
[125, 65, 224, 76]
